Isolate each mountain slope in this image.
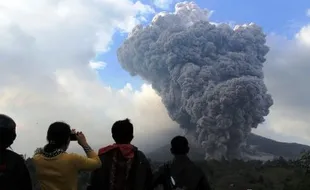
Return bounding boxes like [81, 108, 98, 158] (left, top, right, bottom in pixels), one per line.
[246, 133, 310, 158]
[147, 133, 310, 161]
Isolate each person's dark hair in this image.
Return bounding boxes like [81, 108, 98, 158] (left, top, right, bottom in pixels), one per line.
[170, 136, 189, 155]
[44, 121, 71, 153]
[0, 114, 16, 150]
[111, 118, 133, 144]
[0, 114, 16, 165]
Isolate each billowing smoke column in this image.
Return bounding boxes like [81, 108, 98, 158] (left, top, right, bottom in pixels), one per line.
[117, 2, 273, 160]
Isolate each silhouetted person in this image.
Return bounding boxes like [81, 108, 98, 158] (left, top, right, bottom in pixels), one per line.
[32, 121, 101, 190]
[0, 114, 32, 190]
[87, 118, 152, 190]
[152, 136, 212, 190]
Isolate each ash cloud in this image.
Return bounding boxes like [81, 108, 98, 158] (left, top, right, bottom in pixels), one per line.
[117, 2, 273, 160]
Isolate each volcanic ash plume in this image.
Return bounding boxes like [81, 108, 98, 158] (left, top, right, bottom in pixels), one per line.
[117, 2, 273, 160]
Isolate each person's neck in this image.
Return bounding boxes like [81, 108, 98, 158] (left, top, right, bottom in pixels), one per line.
[60, 146, 67, 151]
[115, 143, 131, 145]
[174, 154, 188, 158]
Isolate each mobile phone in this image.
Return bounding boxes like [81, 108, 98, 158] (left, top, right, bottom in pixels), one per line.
[70, 133, 77, 141]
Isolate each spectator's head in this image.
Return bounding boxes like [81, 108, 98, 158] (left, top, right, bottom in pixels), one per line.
[0, 114, 16, 150]
[45, 121, 71, 152]
[170, 136, 189, 156]
[112, 118, 134, 144]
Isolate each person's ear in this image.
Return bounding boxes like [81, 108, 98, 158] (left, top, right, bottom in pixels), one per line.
[12, 133, 16, 141]
[127, 135, 133, 143]
[185, 146, 189, 154]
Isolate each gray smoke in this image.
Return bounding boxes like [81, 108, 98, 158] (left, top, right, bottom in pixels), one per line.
[117, 2, 273, 160]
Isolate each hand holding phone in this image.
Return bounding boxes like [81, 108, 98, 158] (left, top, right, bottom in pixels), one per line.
[76, 131, 87, 146]
[70, 133, 77, 141]
[70, 129, 77, 141]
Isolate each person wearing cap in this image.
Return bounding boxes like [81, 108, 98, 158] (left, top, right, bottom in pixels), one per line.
[0, 114, 33, 190]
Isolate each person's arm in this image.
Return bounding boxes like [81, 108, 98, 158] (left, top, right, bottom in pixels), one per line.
[152, 165, 165, 189]
[71, 130, 102, 171]
[70, 143, 102, 171]
[16, 158, 33, 190]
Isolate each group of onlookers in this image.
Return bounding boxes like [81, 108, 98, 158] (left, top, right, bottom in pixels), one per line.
[0, 114, 211, 190]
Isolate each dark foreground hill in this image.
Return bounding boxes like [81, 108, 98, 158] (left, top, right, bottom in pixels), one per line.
[147, 133, 310, 162]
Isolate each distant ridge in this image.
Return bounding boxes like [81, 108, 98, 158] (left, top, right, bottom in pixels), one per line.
[147, 133, 310, 161]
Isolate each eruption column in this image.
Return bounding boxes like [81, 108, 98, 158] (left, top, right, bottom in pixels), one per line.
[117, 2, 273, 160]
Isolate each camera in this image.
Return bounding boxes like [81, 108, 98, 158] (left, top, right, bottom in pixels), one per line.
[70, 132, 77, 141]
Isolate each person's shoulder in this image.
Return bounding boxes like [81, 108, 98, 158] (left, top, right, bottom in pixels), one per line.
[3, 150, 27, 167]
[4, 149, 18, 156]
[133, 149, 151, 167]
[136, 150, 149, 162]
[5, 149, 24, 161]
[66, 152, 82, 160]
[32, 153, 44, 161]
[32, 154, 40, 162]
[136, 150, 146, 157]
[65, 153, 90, 166]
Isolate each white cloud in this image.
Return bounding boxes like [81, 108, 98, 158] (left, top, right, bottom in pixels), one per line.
[296, 25, 310, 46]
[153, 0, 174, 10]
[6, 74, 179, 155]
[89, 61, 107, 70]
[307, 9, 310, 17]
[253, 22, 310, 145]
[0, 0, 177, 156]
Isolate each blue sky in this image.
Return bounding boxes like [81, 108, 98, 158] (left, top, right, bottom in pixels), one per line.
[95, 0, 310, 89]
